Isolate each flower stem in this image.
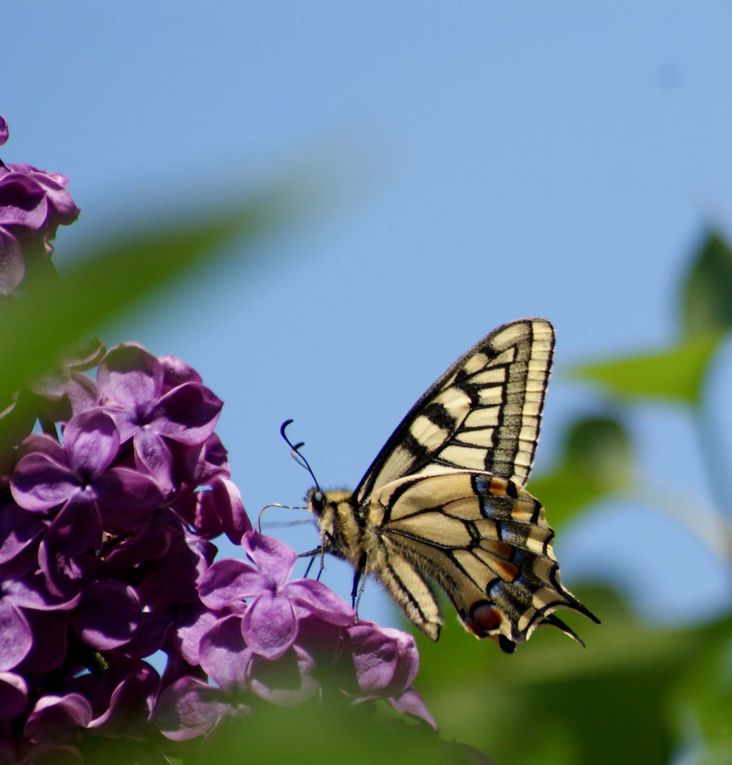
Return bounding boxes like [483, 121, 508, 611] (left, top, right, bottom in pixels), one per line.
[39, 417, 58, 438]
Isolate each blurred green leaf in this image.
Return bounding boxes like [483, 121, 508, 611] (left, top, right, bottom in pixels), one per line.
[681, 229, 732, 337]
[671, 630, 732, 762]
[563, 415, 631, 475]
[572, 335, 721, 405]
[0, 177, 303, 411]
[529, 414, 632, 528]
[185, 697, 490, 765]
[413, 586, 732, 765]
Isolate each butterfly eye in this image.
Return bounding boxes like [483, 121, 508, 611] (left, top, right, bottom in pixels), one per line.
[309, 489, 325, 515]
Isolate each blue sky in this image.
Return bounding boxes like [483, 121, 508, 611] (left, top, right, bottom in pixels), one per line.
[3, 2, 731, 629]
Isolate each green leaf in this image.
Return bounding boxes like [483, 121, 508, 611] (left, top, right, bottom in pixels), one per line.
[0, 178, 302, 411]
[680, 229, 732, 336]
[571, 335, 721, 405]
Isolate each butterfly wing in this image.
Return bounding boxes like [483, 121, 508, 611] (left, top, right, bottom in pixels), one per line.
[367, 469, 597, 648]
[309, 317, 596, 650]
[354, 318, 554, 505]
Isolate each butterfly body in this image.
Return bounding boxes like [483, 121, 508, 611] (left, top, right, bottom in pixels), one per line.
[306, 319, 598, 652]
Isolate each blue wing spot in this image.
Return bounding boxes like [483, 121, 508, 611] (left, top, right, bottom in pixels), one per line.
[473, 475, 491, 497]
[488, 579, 504, 599]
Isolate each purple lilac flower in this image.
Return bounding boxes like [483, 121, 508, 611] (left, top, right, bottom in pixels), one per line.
[11, 409, 164, 554]
[0, 336, 254, 761]
[0, 114, 435, 761]
[199, 531, 354, 660]
[97, 343, 223, 497]
[194, 531, 435, 728]
[154, 675, 246, 742]
[0, 130, 79, 291]
[0, 117, 79, 272]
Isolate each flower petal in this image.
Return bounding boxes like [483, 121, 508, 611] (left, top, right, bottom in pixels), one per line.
[387, 688, 437, 729]
[152, 383, 224, 446]
[15, 610, 67, 674]
[11, 452, 78, 512]
[0, 672, 28, 720]
[3, 573, 80, 611]
[347, 623, 419, 696]
[48, 494, 102, 554]
[286, 579, 354, 625]
[151, 383, 223, 445]
[133, 427, 174, 495]
[154, 676, 234, 742]
[173, 605, 220, 666]
[25, 693, 93, 743]
[348, 623, 398, 693]
[211, 478, 251, 544]
[199, 614, 251, 690]
[94, 466, 164, 533]
[38, 538, 89, 600]
[248, 646, 319, 706]
[97, 343, 162, 416]
[17, 434, 66, 462]
[242, 531, 296, 586]
[0, 228, 24, 294]
[187, 479, 251, 543]
[159, 355, 202, 388]
[241, 592, 297, 660]
[0, 173, 47, 230]
[88, 660, 159, 733]
[198, 559, 263, 610]
[63, 409, 120, 477]
[0, 599, 32, 670]
[0, 504, 44, 564]
[70, 581, 141, 650]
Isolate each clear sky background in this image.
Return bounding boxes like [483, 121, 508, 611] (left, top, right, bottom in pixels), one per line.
[3, 3, 731, 629]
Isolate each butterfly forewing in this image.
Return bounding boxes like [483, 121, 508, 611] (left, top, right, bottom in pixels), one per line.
[354, 318, 554, 505]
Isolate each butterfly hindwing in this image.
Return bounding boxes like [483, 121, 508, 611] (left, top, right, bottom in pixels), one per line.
[354, 318, 554, 505]
[367, 470, 594, 648]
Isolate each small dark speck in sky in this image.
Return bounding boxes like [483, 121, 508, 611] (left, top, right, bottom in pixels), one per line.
[656, 62, 683, 89]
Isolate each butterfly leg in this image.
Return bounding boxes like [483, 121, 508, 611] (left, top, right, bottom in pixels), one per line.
[297, 546, 323, 579]
[350, 552, 368, 621]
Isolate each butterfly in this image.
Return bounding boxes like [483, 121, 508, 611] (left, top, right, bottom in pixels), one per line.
[297, 318, 598, 653]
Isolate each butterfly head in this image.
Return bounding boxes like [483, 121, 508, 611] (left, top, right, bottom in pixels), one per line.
[306, 486, 326, 517]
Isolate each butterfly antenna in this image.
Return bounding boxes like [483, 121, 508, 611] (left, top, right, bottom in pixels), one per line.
[280, 419, 322, 492]
[257, 503, 308, 532]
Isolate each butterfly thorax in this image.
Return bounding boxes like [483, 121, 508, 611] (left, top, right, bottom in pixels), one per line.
[307, 487, 372, 565]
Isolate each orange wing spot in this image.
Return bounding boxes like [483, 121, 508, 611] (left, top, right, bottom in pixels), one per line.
[465, 602, 503, 637]
[490, 477, 508, 494]
[492, 558, 520, 582]
[482, 540, 514, 560]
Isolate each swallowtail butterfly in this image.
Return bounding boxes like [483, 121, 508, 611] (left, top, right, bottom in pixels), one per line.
[303, 318, 598, 653]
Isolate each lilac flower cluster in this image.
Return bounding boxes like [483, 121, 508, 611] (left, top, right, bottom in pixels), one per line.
[0, 116, 433, 762]
[0, 116, 79, 295]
